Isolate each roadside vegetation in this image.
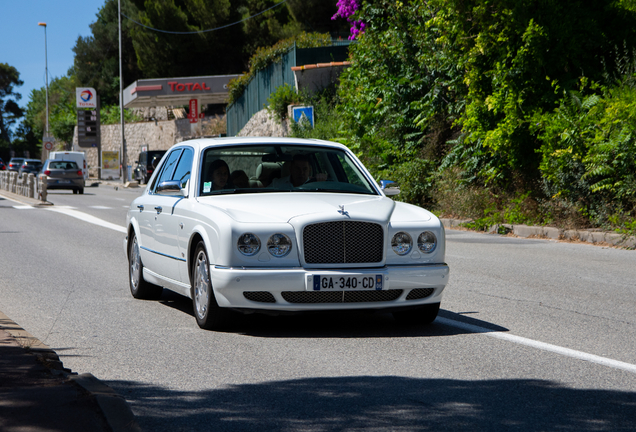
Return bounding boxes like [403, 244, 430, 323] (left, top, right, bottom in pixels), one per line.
[289, 0, 636, 236]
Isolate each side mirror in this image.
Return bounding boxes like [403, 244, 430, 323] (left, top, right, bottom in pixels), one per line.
[156, 180, 187, 197]
[379, 179, 400, 196]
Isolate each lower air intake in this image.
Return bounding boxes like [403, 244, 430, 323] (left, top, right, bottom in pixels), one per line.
[405, 288, 435, 300]
[243, 292, 276, 303]
[281, 289, 403, 304]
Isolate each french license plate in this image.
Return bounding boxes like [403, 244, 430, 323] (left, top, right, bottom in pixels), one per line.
[57, 180, 70, 184]
[312, 274, 383, 291]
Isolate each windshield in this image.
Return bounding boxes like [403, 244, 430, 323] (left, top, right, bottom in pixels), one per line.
[198, 144, 377, 196]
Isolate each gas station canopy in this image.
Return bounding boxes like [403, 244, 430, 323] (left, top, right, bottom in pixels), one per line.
[123, 74, 242, 108]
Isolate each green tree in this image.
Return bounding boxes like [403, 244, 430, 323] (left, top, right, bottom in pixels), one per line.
[129, 0, 247, 78]
[73, 0, 142, 105]
[0, 63, 24, 159]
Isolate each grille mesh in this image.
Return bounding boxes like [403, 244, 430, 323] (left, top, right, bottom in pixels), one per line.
[303, 221, 384, 264]
[243, 291, 276, 303]
[405, 288, 435, 300]
[281, 289, 403, 304]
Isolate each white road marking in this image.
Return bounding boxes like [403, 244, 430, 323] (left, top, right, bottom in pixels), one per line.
[88, 206, 113, 209]
[12, 205, 34, 209]
[46, 207, 126, 233]
[438, 317, 636, 374]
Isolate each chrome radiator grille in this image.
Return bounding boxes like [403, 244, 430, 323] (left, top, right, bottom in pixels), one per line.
[303, 221, 384, 264]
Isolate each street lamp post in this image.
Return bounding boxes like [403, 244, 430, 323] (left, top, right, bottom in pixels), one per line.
[38, 22, 49, 157]
[118, 0, 127, 184]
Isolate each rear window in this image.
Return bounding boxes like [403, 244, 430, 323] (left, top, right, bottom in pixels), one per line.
[50, 161, 78, 170]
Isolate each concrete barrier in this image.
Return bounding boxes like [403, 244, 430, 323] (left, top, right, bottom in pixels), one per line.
[0, 171, 45, 202]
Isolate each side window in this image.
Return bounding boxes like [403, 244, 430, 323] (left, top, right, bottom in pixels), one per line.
[171, 148, 193, 188]
[151, 149, 182, 192]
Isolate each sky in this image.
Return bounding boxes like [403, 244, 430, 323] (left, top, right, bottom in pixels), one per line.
[1, 0, 105, 112]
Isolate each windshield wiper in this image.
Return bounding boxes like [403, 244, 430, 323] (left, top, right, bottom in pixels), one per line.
[291, 188, 374, 194]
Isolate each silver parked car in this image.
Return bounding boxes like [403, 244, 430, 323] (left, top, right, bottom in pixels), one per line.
[41, 159, 85, 194]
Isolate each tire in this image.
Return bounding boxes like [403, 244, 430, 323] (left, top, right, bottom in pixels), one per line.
[128, 233, 163, 300]
[191, 241, 231, 330]
[73, 189, 78, 194]
[393, 302, 440, 325]
[79, 188, 84, 194]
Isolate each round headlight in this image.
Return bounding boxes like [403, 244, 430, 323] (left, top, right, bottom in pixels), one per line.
[391, 232, 412, 255]
[267, 233, 292, 258]
[237, 233, 260, 256]
[418, 231, 437, 253]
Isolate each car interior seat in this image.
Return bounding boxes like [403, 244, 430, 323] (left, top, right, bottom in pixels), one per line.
[255, 162, 282, 187]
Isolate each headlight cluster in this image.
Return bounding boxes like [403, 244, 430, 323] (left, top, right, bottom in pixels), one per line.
[237, 233, 292, 258]
[391, 231, 437, 255]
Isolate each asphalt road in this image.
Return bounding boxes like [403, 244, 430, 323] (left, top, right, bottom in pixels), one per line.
[1, 185, 635, 431]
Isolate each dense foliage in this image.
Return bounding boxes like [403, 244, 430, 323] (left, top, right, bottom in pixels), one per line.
[326, 0, 636, 233]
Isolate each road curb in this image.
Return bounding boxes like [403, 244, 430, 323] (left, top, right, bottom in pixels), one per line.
[0, 311, 141, 432]
[440, 218, 636, 249]
[0, 189, 53, 206]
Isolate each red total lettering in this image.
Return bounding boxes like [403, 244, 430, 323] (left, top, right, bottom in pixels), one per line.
[202, 83, 211, 90]
[192, 83, 202, 91]
[185, 83, 193, 91]
[168, 81, 178, 91]
[176, 84, 185, 91]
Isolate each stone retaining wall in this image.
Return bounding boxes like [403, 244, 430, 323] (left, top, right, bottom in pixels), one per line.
[71, 118, 217, 178]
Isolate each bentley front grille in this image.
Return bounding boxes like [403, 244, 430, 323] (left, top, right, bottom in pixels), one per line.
[281, 289, 403, 304]
[405, 288, 435, 300]
[303, 221, 384, 264]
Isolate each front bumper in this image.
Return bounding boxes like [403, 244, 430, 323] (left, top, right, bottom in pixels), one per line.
[210, 263, 449, 311]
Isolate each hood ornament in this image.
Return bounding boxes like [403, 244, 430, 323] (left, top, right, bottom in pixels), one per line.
[338, 205, 350, 217]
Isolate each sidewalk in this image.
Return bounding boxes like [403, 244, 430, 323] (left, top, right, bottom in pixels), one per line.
[0, 311, 140, 432]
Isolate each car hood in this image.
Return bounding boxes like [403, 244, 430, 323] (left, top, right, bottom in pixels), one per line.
[197, 193, 399, 224]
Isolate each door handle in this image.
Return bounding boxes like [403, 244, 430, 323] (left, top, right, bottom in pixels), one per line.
[154, 206, 162, 214]
[137, 205, 144, 212]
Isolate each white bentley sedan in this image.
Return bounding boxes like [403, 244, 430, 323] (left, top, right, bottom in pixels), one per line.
[125, 137, 449, 330]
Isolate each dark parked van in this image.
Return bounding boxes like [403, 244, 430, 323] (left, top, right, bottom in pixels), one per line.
[133, 150, 166, 184]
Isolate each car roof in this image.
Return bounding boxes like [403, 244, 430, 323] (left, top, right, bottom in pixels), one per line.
[174, 137, 350, 152]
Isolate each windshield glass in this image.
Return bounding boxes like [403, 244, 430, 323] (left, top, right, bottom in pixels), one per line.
[198, 144, 377, 196]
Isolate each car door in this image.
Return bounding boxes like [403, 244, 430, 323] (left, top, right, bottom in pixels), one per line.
[153, 148, 193, 283]
[137, 149, 182, 277]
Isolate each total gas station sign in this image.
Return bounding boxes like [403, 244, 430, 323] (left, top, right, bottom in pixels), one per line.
[76, 87, 97, 108]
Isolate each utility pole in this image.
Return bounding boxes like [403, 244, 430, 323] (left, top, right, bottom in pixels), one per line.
[38, 22, 49, 157]
[118, 0, 127, 183]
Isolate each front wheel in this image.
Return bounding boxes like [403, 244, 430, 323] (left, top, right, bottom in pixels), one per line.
[191, 241, 231, 330]
[128, 233, 163, 300]
[393, 303, 440, 325]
